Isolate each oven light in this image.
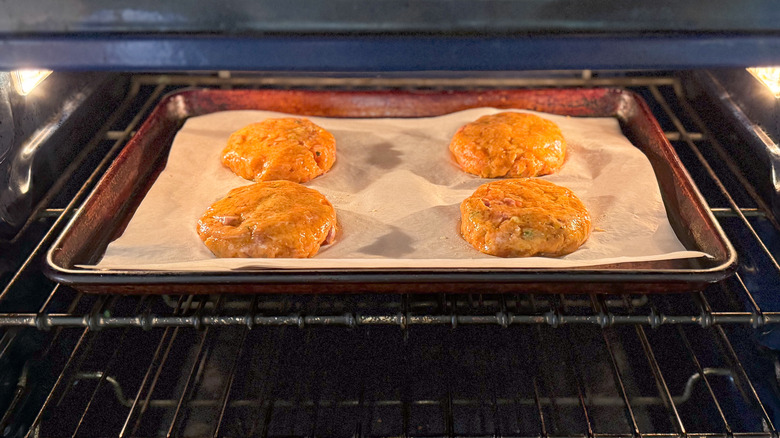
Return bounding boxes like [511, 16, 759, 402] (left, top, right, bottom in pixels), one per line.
[747, 67, 780, 98]
[11, 69, 52, 96]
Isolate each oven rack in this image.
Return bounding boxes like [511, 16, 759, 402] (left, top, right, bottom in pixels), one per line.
[13, 291, 780, 437]
[0, 72, 778, 330]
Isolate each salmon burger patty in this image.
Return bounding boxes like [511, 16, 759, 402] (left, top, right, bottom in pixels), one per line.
[460, 178, 591, 257]
[197, 181, 337, 258]
[449, 112, 566, 178]
[222, 117, 336, 183]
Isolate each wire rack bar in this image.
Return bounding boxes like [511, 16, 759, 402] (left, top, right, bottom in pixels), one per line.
[119, 296, 191, 438]
[671, 82, 780, 232]
[23, 326, 90, 438]
[694, 290, 777, 433]
[167, 322, 213, 437]
[600, 327, 641, 436]
[254, 328, 287, 437]
[212, 326, 250, 438]
[713, 323, 777, 432]
[0, 309, 775, 330]
[675, 326, 733, 434]
[70, 296, 146, 438]
[6, 81, 140, 245]
[710, 207, 766, 217]
[635, 323, 687, 435]
[0, 82, 166, 303]
[649, 85, 780, 275]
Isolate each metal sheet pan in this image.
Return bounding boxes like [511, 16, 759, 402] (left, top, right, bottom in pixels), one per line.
[45, 88, 737, 294]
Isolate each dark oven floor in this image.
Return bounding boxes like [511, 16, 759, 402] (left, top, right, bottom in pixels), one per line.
[0, 72, 778, 437]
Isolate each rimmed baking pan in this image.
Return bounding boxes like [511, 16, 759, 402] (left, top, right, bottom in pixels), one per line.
[45, 88, 737, 294]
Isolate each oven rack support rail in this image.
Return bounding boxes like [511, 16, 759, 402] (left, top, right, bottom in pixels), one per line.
[0, 72, 778, 331]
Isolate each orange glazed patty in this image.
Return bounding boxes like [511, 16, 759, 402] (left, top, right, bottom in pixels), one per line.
[460, 179, 591, 257]
[197, 181, 337, 258]
[222, 118, 336, 183]
[449, 112, 566, 178]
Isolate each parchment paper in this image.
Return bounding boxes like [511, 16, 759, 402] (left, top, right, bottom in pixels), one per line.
[91, 108, 709, 270]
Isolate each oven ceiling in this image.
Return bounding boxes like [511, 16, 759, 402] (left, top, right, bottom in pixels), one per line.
[0, 0, 779, 70]
[2, 0, 780, 33]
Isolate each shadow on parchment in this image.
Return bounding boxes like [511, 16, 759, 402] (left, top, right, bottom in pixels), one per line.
[357, 227, 415, 258]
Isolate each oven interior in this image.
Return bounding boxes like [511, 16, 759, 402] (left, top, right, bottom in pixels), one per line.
[0, 68, 777, 437]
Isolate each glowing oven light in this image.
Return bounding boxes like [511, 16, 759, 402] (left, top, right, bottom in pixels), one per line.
[747, 67, 780, 98]
[11, 69, 52, 96]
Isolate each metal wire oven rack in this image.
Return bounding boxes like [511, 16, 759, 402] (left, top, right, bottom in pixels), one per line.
[0, 72, 778, 437]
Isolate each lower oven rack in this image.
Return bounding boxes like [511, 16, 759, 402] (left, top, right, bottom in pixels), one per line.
[0, 72, 778, 437]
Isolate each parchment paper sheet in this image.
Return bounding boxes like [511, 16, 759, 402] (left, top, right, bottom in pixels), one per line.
[91, 108, 709, 270]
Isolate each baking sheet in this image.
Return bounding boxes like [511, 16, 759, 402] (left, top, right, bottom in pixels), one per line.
[91, 108, 709, 270]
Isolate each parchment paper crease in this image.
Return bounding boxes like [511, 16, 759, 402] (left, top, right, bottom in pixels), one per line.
[91, 108, 709, 270]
